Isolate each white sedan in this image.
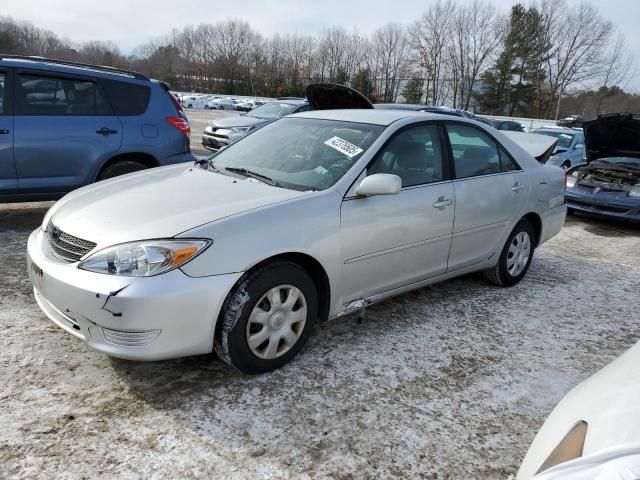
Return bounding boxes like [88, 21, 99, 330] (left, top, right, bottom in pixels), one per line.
[26, 84, 566, 373]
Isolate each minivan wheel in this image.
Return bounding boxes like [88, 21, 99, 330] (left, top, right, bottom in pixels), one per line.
[483, 219, 535, 287]
[97, 160, 148, 181]
[214, 261, 317, 374]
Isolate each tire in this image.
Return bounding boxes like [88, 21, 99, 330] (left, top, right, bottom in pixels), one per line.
[483, 219, 535, 287]
[214, 261, 318, 374]
[97, 160, 148, 181]
[204, 105, 209, 110]
[187, 103, 193, 108]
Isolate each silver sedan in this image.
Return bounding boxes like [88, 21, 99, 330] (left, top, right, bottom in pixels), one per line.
[27, 108, 566, 373]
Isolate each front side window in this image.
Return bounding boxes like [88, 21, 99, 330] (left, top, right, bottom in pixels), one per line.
[17, 74, 111, 115]
[211, 117, 384, 191]
[447, 124, 503, 178]
[368, 125, 444, 188]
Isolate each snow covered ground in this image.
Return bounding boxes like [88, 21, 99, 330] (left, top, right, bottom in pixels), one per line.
[1, 203, 639, 479]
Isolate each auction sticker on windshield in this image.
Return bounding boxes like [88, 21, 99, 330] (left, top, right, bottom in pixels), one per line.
[324, 136, 364, 158]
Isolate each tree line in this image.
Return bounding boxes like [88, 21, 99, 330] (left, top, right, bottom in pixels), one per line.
[0, 0, 636, 119]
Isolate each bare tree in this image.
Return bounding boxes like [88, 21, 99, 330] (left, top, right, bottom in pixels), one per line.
[540, 0, 614, 118]
[449, 0, 503, 110]
[410, 0, 456, 105]
[594, 32, 634, 112]
[367, 23, 409, 102]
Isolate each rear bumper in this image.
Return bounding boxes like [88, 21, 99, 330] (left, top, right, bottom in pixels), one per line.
[27, 228, 242, 361]
[539, 203, 567, 245]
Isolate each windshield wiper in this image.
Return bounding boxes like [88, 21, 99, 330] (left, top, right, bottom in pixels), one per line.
[224, 167, 281, 187]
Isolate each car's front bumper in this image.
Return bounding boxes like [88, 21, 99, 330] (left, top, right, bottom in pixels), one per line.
[565, 188, 640, 222]
[26, 228, 242, 361]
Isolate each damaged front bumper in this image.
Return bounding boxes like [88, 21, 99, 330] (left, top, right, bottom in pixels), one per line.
[566, 188, 640, 222]
[26, 228, 242, 361]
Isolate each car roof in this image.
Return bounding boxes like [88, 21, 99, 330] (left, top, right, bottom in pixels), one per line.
[291, 108, 445, 126]
[0, 56, 150, 83]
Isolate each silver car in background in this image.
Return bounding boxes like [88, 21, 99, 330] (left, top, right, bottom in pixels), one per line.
[26, 85, 566, 374]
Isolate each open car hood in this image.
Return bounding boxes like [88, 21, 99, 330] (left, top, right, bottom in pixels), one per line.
[305, 83, 373, 110]
[502, 131, 558, 163]
[584, 113, 640, 162]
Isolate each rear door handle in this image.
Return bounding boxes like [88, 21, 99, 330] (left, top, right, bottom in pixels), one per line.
[96, 127, 118, 135]
[433, 197, 453, 209]
[0, 129, 9, 135]
[511, 183, 526, 192]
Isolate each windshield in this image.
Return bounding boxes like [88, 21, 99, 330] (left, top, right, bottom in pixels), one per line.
[210, 117, 384, 191]
[535, 130, 575, 149]
[248, 102, 300, 120]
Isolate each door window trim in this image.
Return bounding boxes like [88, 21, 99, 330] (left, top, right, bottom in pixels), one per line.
[0, 69, 12, 116]
[344, 120, 452, 199]
[14, 69, 112, 117]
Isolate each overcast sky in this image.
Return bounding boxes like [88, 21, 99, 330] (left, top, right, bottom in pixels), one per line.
[4, 0, 640, 90]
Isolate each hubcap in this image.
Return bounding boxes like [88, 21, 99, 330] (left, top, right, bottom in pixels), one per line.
[507, 231, 531, 277]
[246, 285, 307, 360]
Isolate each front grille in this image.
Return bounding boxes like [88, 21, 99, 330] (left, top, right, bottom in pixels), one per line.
[46, 223, 97, 262]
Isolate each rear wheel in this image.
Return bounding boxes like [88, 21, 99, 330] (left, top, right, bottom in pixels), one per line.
[214, 261, 317, 374]
[97, 160, 148, 181]
[483, 219, 535, 286]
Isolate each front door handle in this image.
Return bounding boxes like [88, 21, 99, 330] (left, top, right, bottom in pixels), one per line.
[511, 183, 526, 192]
[433, 196, 453, 209]
[96, 127, 118, 136]
[0, 129, 9, 135]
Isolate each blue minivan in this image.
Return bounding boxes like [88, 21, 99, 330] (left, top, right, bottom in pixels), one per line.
[0, 55, 195, 202]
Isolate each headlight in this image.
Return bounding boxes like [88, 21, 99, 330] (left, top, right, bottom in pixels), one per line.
[566, 176, 577, 188]
[629, 186, 640, 197]
[230, 126, 251, 135]
[537, 421, 588, 474]
[79, 239, 211, 277]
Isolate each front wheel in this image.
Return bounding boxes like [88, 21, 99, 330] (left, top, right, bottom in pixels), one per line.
[214, 261, 318, 374]
[483, 219, 535, 286]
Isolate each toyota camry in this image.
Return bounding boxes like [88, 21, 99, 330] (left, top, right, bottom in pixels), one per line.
[26, 84, 567, 373]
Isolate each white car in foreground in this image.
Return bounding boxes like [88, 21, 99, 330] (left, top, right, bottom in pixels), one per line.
[26, 84, 566, 373]
[518, 341, 640, 479]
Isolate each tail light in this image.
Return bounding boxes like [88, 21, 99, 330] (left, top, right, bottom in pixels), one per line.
[166, 116, 190, 139]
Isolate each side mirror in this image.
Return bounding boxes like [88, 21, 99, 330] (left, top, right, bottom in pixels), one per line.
[355, 174, 401, 197]
[574, 143, 584, 150]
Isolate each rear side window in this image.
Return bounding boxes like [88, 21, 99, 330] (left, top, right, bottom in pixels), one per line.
[16, 74, 112, 116]
[0, 73, 6, 114]
[101, 79, 150, 116]
[447, 124, 519, 178]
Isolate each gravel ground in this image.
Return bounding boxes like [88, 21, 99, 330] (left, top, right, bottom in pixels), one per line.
[1, 203, 639, 480]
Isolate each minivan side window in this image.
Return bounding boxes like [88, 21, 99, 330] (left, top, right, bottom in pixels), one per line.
[0, 73, 6, 114]
[368, 125, 444, 188]
[447, 124, 519, 179]
[16, 74, 111, 116]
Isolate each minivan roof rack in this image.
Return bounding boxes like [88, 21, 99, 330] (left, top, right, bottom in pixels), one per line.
[0, 55, 150, 81]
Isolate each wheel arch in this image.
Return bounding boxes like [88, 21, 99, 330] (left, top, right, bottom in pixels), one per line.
[95, 152, 159, 181]
[521, 212, 543, 247]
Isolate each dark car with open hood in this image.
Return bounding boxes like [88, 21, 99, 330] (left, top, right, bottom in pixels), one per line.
[565, 113, 640, 222]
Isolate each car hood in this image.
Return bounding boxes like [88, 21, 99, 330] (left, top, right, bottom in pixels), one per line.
[502, 131, 558, 162]
[517, 341, 640, 479]
[210, 115, 266, 128]
[305, 83, 373, 110]
[47, 164, 306, 248]
[584, 113, 640, 161]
